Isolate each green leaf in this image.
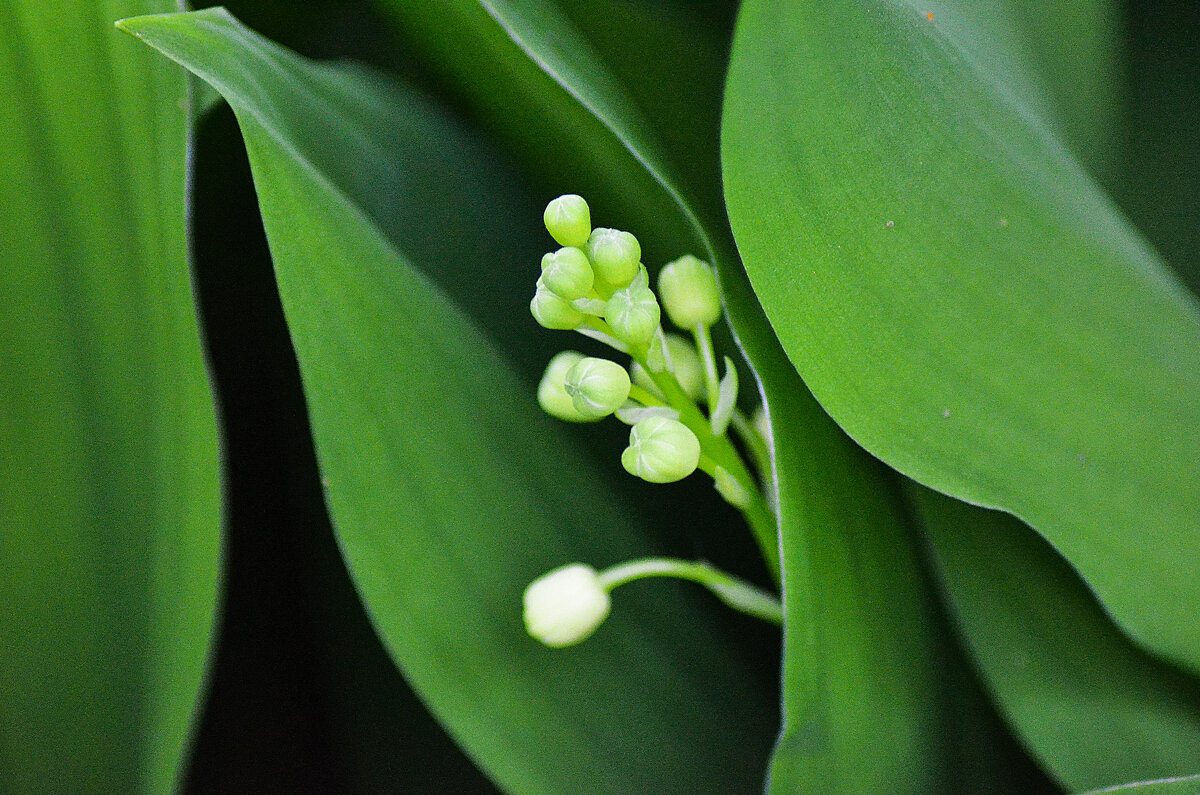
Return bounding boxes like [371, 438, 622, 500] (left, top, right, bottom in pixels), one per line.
[723, 0, 1200, 674]
[381, 1, 951, 788]
[119, 8, 779, 792]
[0, 2, 222, 791]
[911, 486, 1200, 791]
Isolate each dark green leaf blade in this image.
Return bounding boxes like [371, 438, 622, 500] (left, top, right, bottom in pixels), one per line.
[380, 1, 953, 788]
[119, 8, 777, 792]
[911, 486, 1200, 791]
[723, 0, 1200, 673]
[0, 2, 222, 791]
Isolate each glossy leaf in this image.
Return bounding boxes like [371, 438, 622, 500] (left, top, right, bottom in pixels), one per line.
[0, 1, 222, 791]
[911, 486, 1200, 791]
[723, 0, 1200, 674]
[380, 0, 951, 789]
[120, 9, 778, 792]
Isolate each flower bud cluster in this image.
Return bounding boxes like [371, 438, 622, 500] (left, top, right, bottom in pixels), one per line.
[524, 196, 778, 650]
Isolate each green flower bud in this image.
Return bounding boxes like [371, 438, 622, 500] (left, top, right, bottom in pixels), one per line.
[523, 563, 611, 647]
[585, 228, 641, 290]
[658, 255, 722, 329]
[531, 279, 585, 330]
[564, 357, 631, 419]
[604, 284, 660, 349]
[540, 247, 594, 300]
[537, 351, 595, 422]
[544, 194, 591, 249]
[621, 416, 701, 483]
[632, 334, 704, 401]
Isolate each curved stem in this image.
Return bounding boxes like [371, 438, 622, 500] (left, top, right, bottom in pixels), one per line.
[598, 557, 782, 625]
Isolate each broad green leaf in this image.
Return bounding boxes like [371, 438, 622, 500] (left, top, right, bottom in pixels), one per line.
[1079, 774, 1200, 794]
[0, 2, 222, 791]
[723, 0, 1200, 674]
[381, 0, 951, 788]
[119, 8, 778, 792]
[911, 486, 1200, 791]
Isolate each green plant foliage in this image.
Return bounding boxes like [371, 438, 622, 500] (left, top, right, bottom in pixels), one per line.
[118, 9, 780, 792]
[0, 1, 222, 791]
[1079, 774, 1200, 794]
[912, 486, 1200, 791]
[723, 0, 1200, 676]
[377, 1, 955, 789]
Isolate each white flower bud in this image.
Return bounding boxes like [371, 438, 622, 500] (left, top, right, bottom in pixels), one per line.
[543, 195, 591, 249]
[540, 247, 594, 300]
[564, 357, 631, 419]
[585, 228, 640, 291]
[531, 279, 585, 330]
[658, 255, 722, 329]
[523, 563, 611, 647]
[604, 284, 660, 349]
[621, 416, 701, 483]
[537, 351, 595, 422]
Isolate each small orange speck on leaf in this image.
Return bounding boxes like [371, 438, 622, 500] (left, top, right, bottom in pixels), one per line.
[927, 12, 934, 20]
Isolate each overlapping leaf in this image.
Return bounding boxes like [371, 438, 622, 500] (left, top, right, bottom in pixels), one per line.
[0, 2, 222, 791]
[378, 0, 951, 789]
[723, 0, 1200, 675]
[120, 9, 779, 792]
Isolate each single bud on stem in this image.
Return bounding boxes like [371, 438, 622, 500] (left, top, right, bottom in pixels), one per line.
[540, 247, 594, 300]
[523, 563, 611, 647]
[658, 255, 722, 330]
[537, 351, 594, 422]
[631, 333, 705, 402]
[564, 357, 631, 419]
[586, 228, 641, 292]
[544, 195, 591, 249]
[604, 284, 660, 350]
[531, 279, 585, 330]
[622, 416, 701, 483]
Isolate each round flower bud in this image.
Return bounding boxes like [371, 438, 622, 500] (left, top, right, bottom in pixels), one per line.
[621, 416, 701, 483]
[531, 279, 585, 330]
[523, 563, 611, 647]
[540, 247, 594, 300]
[537, 351, 595, 422]
[543, 194, 591, 249]
[604, 285, 660, 349]
[631, 334, 705, 401]
[564, 357, 631, 419]
[586, 228, 641, 290]
[658, 255, 722, 329]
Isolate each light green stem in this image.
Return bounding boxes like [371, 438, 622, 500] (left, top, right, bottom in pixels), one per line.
[598, 557, 782, 625]
[692, 322, 721, 409]
[636, 357, 780, 583]
[628, 383, 667, 408]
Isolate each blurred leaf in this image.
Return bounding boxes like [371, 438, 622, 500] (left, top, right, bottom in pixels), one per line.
[119, 8, 779, 792]
[723, 0, 1200, 674]
[0, 1, 222, 791]
[911, 486, 1200, 791]
[381, 0, 952, 789]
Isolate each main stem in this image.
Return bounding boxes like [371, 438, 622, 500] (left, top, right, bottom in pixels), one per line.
[637, 356, 780, 583]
